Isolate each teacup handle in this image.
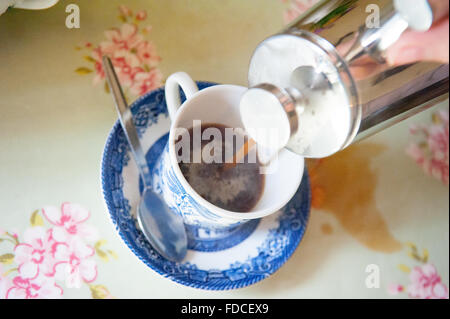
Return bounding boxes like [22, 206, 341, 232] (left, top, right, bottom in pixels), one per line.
[165, 72, 199, 121]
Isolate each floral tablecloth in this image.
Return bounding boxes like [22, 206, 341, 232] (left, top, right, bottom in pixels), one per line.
[0, 0, 448, 299]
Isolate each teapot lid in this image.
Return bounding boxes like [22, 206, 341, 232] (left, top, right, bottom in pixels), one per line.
[243, 31, 360, 158]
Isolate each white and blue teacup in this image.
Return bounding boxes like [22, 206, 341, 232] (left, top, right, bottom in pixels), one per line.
[151, 72, 304, 239]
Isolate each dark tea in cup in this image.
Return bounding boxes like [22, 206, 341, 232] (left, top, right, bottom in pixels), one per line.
[176, 123, 265, 212]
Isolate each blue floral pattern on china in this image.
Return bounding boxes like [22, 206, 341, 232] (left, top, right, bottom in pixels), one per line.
[142, 132, 260, 252]
[151, 142, 247, 229]
[101, 82, 311, 290]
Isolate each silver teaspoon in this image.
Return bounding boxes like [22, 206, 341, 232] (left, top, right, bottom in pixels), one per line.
[103, 56, 187, 262]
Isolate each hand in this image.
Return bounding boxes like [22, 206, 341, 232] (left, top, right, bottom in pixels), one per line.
[387, 10, 449, 65]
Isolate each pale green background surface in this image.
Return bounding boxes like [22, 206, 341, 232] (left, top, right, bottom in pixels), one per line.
[0, 0, 448, 298]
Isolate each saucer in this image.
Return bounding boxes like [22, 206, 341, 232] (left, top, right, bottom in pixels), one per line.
[101, 82, 311, 290]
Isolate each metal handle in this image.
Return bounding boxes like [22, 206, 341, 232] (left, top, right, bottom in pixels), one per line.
[102, 56, 153, 188]
[344, 0, 434, 64]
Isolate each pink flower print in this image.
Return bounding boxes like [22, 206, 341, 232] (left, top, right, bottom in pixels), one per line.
[407, 264, 449, 299]
[407, 109, 449, 185]
[42, 203, 98, 243]
[135, 10, 147, 21]
[143, 25, 153, 34]
[135, 40, 161, 67]
[102, 23, 144, 54]
[91, 47, 106, 85]
[91, 47, 142, 87]
[406, 143, 425, 166]
[0, 265, 12, 299]
[79, 8, 163, 100]
[284, 8, 300, 24]
[427, 125, 449, 184]
[283, 0, 317, 24]
[53, 239, 97, 286]
[8, 228, 19, 239]
[14, 227, 55, 279]
[91, 24, 144, 86]
[43, 202, 90, 230]
[130, 69, 163, 96]
[119, 5, 132, 17]
[110, 51, 143, 87]
[6, 275, 62, 299]
[387, 283, 404, 295]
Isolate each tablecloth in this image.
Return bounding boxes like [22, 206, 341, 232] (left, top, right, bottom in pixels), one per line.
[0, 0, 448, 299]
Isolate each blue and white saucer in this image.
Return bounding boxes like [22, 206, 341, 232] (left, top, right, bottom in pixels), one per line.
[101, 82, 311, 290]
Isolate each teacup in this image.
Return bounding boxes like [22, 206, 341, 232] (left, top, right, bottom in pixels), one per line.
[13, 0, 59, 10]
[152, 72, 304, 232]
[1, 0, 59, 15]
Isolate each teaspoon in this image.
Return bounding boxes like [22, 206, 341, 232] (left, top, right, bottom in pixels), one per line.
[103, 56, 188, 262]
